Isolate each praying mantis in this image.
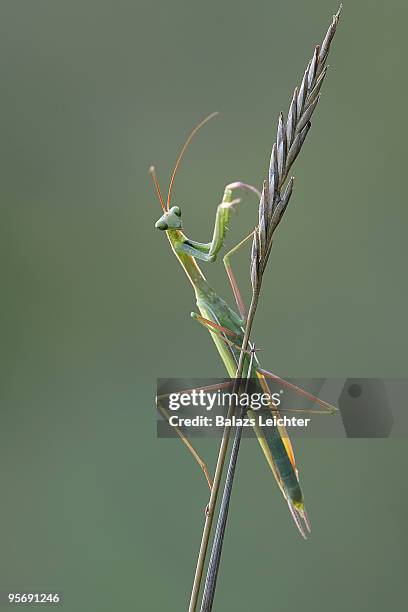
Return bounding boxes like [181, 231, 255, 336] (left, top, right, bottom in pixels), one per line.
[150, 113, 336, 539]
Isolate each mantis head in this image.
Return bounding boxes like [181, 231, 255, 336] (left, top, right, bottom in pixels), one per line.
[149, 112, 218, 232]
[155, 205, 182, 231]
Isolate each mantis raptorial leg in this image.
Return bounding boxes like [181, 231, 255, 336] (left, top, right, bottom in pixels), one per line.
[174, 183, 260, 265]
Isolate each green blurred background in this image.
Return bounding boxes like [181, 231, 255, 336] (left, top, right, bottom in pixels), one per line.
[0, 1, 407, 610]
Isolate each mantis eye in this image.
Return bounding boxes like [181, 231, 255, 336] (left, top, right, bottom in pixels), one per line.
[155, 219, 168, 230]
[173, 206, 181, 217]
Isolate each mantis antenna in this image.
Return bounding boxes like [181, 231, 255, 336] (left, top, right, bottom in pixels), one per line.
[149, 166, 166, 212]
[166, 111, 218, 210]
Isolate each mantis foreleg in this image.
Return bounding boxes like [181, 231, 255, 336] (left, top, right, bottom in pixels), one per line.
[176, 183, 260, 264]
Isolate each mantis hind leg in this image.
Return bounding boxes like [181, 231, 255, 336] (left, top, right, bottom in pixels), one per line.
[257, 367, 337, 414]
[157, 380, 237, 490]
[156, 393, 213, 490]
[190, 312, 257, 355]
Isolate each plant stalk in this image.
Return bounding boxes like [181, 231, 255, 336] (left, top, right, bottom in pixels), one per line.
[200, 294, 260, 611]
[188, 291, 260, 612]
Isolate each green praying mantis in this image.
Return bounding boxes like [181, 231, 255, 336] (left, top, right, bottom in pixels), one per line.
[150, 113, 336, 539]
